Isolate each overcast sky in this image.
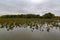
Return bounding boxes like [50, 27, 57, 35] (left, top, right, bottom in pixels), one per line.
[0, 0, 60, 16]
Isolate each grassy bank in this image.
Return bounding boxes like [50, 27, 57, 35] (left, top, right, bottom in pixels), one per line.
[0, 18, 58, 24]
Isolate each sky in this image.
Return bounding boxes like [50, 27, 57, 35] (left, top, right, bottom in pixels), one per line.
[0, 0, 60, 16]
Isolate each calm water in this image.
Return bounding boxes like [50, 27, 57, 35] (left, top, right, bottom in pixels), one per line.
[0, 21, 60, 40]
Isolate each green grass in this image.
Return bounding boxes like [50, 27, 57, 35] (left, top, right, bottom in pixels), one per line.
[0, 18, 59, 27]
[0, 18, 54, 23]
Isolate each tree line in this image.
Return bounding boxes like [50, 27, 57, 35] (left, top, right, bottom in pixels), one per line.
[0, 12, 59, 19]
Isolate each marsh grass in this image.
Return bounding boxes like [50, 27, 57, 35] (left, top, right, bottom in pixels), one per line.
[0, 18, 60, 31]
[0, 18, 60, 27]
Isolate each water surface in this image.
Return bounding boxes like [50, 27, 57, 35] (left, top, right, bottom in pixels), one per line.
[0, 22, 60, 40]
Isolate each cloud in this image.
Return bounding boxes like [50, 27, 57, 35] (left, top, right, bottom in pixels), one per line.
[0, 0, 60, 16]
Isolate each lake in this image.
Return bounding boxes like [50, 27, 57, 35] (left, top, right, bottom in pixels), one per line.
[0, 20, 60, 40]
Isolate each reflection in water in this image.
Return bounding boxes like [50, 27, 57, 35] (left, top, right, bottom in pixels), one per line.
[0, 21, 60, 40]
[0, 20, 60, 32]
[35, 25, 38, 30]
[46, 27, 50, 32]
[1, 25, 57, 32]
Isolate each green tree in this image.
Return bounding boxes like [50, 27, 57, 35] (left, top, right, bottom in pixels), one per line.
[0, 14, 41, 18]
[43, 12, 55, 19]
